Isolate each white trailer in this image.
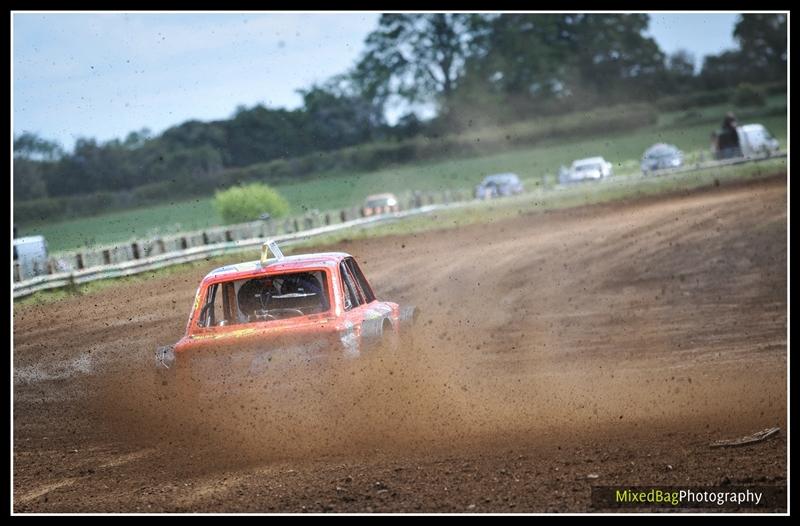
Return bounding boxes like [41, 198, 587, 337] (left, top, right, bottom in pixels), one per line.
[13, 235, 49, 280]
[737, 124, 780, 158]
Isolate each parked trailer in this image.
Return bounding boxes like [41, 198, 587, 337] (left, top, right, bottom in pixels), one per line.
[14, 235, 49, 280]
[713, 123, 780, 160]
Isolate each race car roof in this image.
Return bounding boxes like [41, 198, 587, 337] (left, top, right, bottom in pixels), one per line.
[204, 252, 351, 281]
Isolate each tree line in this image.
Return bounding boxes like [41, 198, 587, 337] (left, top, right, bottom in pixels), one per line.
[14, 13, 787, 204]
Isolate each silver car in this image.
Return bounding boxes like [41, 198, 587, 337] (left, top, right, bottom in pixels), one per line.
[641, 143, 683, 175]
[474, 173, 524, 199]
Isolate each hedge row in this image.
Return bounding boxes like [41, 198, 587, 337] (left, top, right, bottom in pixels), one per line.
[13, 181, 207, 224]
[221, 103, 658, 187]
[654, 81, 786, 112]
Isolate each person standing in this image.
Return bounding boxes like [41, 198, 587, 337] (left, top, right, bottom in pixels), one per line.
[716, 112, 742, 159]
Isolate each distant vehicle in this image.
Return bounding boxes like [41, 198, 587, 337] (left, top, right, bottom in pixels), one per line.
[561, 157, 613, 184]
[13, 235, 49, 279]
[712, 123, 780, 160]
[736, 124, 780, 158]
[641, 143, 684, 175]
[474, 173, 524, 199]
[362, 193, 399, 217]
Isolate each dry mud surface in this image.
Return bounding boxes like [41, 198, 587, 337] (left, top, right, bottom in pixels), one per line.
[13, 175, 787, 512]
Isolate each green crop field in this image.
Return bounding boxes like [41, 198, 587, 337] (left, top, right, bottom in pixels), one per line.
[20, 103, 786, 254]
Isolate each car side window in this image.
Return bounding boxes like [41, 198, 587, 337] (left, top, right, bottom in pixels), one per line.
[220, 282, 236, 325]
[198, 284, 219, 327]
[340, 263, 361, 310]
[344, 260, 368, 305]
[346, 258, 375, 303]
[197, 283, 236, 328]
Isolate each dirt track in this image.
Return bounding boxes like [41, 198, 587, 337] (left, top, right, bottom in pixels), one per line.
[13, 175, 788, 513]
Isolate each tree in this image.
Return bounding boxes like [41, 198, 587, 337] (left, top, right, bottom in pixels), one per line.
[733, 14, 787, 82]
[160, 120, 229, 164]
[14, 132, 63, 161]
[298, 78, 386, 150]
[700, 50, 745, 90]
[665, 49, 697, 93]
[668, 50, 696, 79]
[468, 14, 568, 98]
[563, 14, 666, 100]
[699, 14, 787, 89]
[391, 112, 424, 139]
[13, 159, 48, 200]
[13, 132, 63, 200]
[123, 128, 152, 149]
[437, 13, 669, 123]
[224, 105, 311, 166]
[353, 14, 486, 110]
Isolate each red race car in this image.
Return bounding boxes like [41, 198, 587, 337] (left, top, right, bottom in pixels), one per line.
[155, 241, 417, 392]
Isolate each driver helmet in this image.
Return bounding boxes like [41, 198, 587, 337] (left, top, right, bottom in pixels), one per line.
[281, 273, 322, 296]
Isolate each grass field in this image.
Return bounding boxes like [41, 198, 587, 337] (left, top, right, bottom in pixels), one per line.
[19, 100, 787, 254]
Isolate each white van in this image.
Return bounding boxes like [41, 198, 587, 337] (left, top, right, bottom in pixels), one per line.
[13, 235, 49, 279]
[737, 124, 780, 158]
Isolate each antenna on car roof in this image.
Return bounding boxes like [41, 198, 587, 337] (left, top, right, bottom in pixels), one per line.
[261, 239, 284, 265]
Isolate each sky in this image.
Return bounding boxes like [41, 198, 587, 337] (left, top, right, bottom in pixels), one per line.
[12, 12, 741, 152]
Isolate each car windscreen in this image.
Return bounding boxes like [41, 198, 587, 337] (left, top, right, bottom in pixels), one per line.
[198, 270, 331, 327]
[366, 198, 392, 208]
